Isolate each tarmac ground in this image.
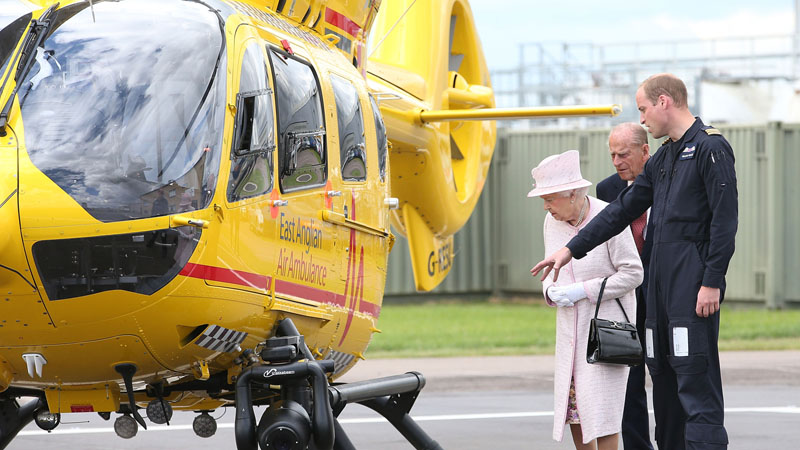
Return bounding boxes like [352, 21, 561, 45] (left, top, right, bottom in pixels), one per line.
[339, 350, 800, 391]
[7, 351, 800, 449]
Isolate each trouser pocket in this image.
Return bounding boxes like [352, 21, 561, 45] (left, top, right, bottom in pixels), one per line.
[668, 319, 726, 438]
[686, 422, 728, 448]
[667, 320, 708, 374]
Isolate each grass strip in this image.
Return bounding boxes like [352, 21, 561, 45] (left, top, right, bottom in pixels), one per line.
[366, 299, 800, 359]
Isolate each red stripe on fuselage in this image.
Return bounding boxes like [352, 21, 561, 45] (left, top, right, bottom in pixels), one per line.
[339, 193, 368, 345]
[325, 8, 361, 38]
[179, 262, 269, 290]
[179, 263, 379, 317]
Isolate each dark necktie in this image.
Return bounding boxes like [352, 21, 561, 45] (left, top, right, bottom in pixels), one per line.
[631, 212, 647, 255]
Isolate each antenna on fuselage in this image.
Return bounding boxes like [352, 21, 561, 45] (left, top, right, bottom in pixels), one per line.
[368, 0, 417, 58]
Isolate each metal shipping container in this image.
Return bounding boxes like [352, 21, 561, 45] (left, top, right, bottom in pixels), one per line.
[385, 124, 800, 308]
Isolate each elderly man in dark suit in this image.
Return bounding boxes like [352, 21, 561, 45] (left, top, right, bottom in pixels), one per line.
[596, 122, 653, 450]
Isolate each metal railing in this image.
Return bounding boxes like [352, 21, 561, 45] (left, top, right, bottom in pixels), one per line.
[490, 34, 800, 128]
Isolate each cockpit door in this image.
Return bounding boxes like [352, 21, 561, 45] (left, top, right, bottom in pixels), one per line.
[198, 27, 277, 297]
[327, 73, 390, 276]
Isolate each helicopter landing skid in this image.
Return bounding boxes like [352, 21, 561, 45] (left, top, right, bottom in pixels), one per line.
[329, 372, 443, 450]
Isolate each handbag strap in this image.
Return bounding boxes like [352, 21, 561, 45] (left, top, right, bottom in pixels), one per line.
[593, 277, 632, 323]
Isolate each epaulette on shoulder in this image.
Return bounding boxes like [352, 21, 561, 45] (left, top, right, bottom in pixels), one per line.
[704, 127, 722, 135]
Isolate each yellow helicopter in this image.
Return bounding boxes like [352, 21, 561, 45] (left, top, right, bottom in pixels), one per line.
[0, 0, 618, 448]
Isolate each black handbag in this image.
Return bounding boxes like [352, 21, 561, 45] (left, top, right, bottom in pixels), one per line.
[586, 277, 642, 366]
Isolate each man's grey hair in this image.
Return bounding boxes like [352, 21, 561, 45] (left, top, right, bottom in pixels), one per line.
[609, 122, 648, 148]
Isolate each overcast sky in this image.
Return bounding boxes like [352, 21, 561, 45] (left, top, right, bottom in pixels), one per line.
[4, 0, 795, 78]
[470, 0, 796, 71]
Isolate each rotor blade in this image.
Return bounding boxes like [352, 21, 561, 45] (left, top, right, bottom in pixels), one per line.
[449, 53, 465, 73]
[449, 135, 464, 161]
[449, 15, 464, 72]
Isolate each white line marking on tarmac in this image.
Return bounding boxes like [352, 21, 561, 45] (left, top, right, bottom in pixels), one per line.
[17, 406, 800, 436]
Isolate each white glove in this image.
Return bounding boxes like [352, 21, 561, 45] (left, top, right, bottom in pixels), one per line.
[548, 282, 587, 307]
[546, 286, 573, 307]
[550, 295, 574, 307]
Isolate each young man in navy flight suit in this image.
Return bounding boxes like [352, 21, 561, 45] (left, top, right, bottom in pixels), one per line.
[532, 73, 737, 450]
[596, 122, 653, 450]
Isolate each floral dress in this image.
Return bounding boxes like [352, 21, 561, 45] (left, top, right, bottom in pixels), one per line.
[566, 378, 580, 424]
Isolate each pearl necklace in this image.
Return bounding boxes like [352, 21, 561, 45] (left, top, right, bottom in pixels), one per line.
[573, 197, 588, 227]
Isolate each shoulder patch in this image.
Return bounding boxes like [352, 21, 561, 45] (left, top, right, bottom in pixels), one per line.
[704, 128, 722, 135]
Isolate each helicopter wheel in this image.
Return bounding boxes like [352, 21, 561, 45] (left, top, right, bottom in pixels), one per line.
[33, 408, 60, 431]
[146, 398, 173, 425]
[193, 411, 217, 438]
[114, 413, 138, 439]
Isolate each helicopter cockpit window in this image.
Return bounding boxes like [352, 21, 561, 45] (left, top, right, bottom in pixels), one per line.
[15, 0, 226, 222]
[268, 48, 327, 192]
[228, 44, 274, 203]
[330, 75, 366, 182]
[368, 94, 387, 182]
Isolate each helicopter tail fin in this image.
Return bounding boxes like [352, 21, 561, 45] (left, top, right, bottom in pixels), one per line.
[401, 205, 454, 292]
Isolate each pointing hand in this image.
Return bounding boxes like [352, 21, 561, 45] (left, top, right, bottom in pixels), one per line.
[531, 247, 573, 282]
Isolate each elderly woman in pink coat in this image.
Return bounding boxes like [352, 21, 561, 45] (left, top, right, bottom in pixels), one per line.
[528, 150, 643, 450]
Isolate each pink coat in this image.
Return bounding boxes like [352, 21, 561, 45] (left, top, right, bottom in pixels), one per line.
[542, 196, 643, 443]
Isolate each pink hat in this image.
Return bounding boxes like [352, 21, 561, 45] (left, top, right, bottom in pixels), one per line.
[527, 150, 592, 197]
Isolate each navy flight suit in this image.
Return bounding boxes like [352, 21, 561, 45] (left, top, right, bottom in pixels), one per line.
[566, 118, 737, 450]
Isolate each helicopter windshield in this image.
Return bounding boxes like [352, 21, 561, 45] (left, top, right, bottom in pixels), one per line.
[16, 0, 226, 222]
